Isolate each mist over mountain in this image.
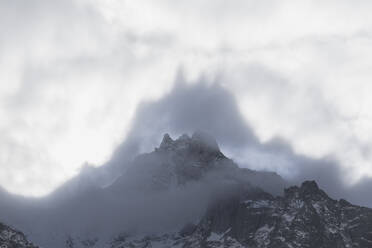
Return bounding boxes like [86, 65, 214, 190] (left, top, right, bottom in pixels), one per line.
[0, 131, 287, 247]
[111, 180, 372, 248]
[41, 82, 372, 208]
[3, 1, 372, 247]
[1, 131, 372, 248]
[1, 83, 372, 248]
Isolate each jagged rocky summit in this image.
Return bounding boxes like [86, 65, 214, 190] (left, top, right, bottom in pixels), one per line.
[0, 222, 38, 248]
[111, 132, 286, 196]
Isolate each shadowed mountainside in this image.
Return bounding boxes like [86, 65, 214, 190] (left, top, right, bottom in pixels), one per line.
[112, 180, 372, 248]
[1, 132, 372, 248]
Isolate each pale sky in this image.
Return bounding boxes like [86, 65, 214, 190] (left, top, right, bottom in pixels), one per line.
[2, 0, 372, 196]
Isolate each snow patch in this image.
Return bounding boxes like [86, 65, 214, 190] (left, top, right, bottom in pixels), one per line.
[207, 232, 222, 242]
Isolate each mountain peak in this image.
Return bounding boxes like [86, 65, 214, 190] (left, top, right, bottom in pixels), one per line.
[157, 131, 220, 153]
[284, 180, 328, 201]
[300, 180, 319, 191]
[159, 133, 174, 150]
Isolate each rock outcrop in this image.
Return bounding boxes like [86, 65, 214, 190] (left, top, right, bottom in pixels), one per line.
[0, 222, 38, 248]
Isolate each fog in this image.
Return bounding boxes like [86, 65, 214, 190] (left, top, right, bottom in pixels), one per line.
[105, 79, 372, 208]
[1, 79, 372, 247]
[1, 1, 372, 247]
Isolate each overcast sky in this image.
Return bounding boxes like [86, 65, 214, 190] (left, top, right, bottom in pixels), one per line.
[2, 0, 372, 196]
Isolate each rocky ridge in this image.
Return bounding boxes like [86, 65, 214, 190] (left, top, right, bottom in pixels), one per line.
[111, 181, 372, 248]
[0, 222, 38, 248]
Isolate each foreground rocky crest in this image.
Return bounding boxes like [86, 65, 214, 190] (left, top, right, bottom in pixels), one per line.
[111, 181, 372, 248]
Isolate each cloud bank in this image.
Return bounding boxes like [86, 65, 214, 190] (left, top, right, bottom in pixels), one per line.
[2, 0, 372, 196]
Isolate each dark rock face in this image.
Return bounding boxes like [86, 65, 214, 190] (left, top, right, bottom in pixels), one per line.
[207, 180, 372, 247]
[0, 222, 38, 248]
[199, 180, 372, 248]
[112, 181, 372, 248]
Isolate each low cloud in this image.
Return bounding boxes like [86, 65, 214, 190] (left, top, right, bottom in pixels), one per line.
[2, 78, 372, 248]
[100, 81, 372, 208]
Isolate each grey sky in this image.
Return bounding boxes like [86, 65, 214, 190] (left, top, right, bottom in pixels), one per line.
[2, 0, 372, 196]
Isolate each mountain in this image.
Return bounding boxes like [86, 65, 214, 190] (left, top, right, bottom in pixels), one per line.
[2, 132, 372, 248]
[0, 222, 38, 248]
[110, 132, 287, 196]
[110, 181, 372, 248]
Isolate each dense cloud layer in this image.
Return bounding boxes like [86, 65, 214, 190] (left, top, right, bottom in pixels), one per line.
[2, 0, 372, 199]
